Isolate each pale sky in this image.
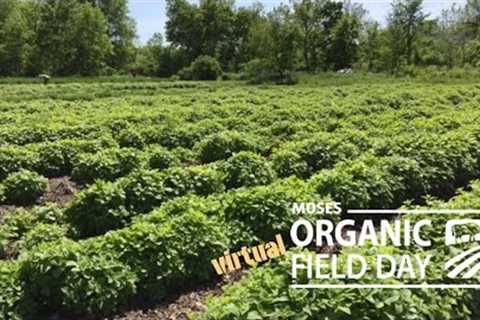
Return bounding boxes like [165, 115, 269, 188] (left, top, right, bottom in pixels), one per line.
[128, 0, 467, 44]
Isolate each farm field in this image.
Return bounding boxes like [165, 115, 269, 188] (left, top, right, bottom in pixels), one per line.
[1, 76, 480, 319]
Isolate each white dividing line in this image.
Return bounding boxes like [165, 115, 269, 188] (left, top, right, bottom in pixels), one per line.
[347, 209, 480, 215]
[290, 284, 480, 289]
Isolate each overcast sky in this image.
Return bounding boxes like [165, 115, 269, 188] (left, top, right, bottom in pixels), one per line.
[128, 0, 467, 44]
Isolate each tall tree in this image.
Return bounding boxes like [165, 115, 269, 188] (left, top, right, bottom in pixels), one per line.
[361, 21, 382, 71]
[82, 0, 137, 69]
[166, 0, 203, 58]
[436, 4, 466, 67]
[330, 12, 361, 69]
[293, 0, 343, 71]
[465, 0, 480, 38]
[27, 0, 79, 75]
[0, 1, 30, 75]
[387, 0, 427, 69]
[70, 3, 112, 75]
[24, 0, 112, 75]
[268, 5, 301, 77]
[198, 0, 235, 58]
[97, 0, 136, 70]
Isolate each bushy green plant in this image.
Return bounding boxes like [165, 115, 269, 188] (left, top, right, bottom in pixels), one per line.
[19, 239, 84, 311]
[65, 180, 129, 238]
[0, 147, 38, 180]
[386, 132, 479, 198]
[147, 147, 181, 170]
[72, 148, 143, 183]
[223, 178, 327, 245]
[35, 138, 119, 177]
[271, 149, 309, 178]
[285, 133, 359, 173]
[179, 55, 222, 80]
[2, 170, 48, 205]
[93, 221, 182, 297]
[60, 254, 137, 315]
[0, 262, 30, 320]
[17, 223, 67, 252]
[195, 131, 260, 163]
[241, 58, 274, 84]
[95, 209, 228, 297]
[220, 151, 275, 189]
[160, 166, 225, 198]
[309, 158, 394, 210]
[0, 204, 65, 258]
[120, 169, 165, 213]
[19, 240, 136, 316]
[167, 210, 228, 282]
[177, 66, 193, 80]
[117, 128, 145, 149]
[171, 147, 196, 164]
[35, 142, 68, 177]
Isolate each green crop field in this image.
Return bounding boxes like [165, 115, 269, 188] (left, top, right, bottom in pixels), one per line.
[1, 76, 480, 319]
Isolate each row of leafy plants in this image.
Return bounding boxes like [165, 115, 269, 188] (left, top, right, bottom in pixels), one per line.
[1, 81, 477, 150]
[2, 129, 480, 318]
[1, 122, 479, 254]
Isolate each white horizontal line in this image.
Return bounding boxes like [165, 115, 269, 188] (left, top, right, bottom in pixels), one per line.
[347, 209, 480, 215]
[291, 284, 480, 289]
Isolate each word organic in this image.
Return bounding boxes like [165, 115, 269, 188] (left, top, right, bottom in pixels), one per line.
[211, 234, 286, 275]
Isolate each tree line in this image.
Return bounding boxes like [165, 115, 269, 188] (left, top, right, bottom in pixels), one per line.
[0, 0, 135, 76]
[1, 0, 480, 78]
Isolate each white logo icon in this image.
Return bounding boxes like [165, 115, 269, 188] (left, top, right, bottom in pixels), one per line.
[445, 220, 480, 279]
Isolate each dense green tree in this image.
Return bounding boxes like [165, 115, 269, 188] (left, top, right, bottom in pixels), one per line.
[330, 13, 361, 69]
[268, 5, 301, 78]
[27, 0, 79, 75]
[134, 32, 188, 77]
[465, 0, 480, 38]
[223, 4, 263, 70]
[70, 3, 112, 75]
[166, 0, 203, 58]
[464, 38, 480, 66]
[22, 0, 112, 75]
[435, 4, 466, 67]
[83, 0, 137, 70]
[293, 0, 343, 71]
[101, 0, 136, 70]
[0, 1, 30, 75]
[387, 0, 427, 70]
[243, 15, 273, 63]
[361, 22, 382, 71]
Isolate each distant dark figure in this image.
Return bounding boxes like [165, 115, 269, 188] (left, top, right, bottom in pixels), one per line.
[38, 74, 50, 85]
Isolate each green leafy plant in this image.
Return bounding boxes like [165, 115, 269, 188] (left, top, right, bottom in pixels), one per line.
[220, 151, 275, 189]
[72, 148, 143, 183]
[2, 170, 48, 205]
[195, 131, 260, 163]
[65, 180, 129, 238]
[179, 55, 223, 80]
[271, 149, 309, 178]
[147, 147, 181, 170]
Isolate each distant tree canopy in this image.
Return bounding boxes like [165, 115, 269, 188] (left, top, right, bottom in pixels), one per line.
[1, 0, 480, 77]
[137, 0, 480, 79]
[0, 0, 135, 76]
